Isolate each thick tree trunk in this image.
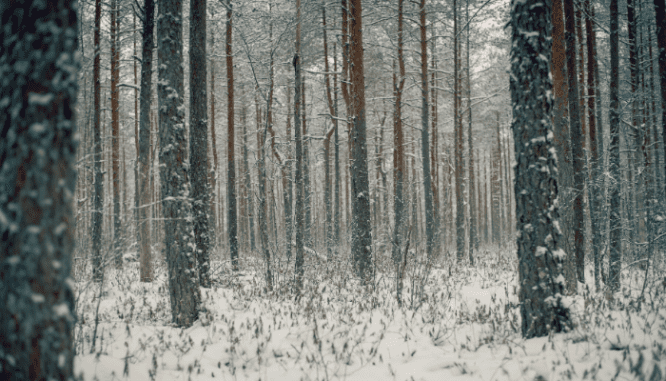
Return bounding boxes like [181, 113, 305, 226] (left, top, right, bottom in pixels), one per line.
[0, 0, 79, 377]
[157, 0, 201, 326]
[584, 0, 601, 290]
[190, 0, 211, 287]
[510, 0, 570, 338]
[349, 0, 373, 281]
[137, 0, 155, 284]
[564, 0, 585, 285]
[226, 0, 239, 271]
[552, 0, 575, 290]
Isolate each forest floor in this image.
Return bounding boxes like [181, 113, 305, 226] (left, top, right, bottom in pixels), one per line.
[73, 246, 666, 380]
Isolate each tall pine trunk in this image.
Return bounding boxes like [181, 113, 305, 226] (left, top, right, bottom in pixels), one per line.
[92, 0, 103, 281]
[0, 0, 79, 376]
[608, 0, 622, 292]
[138, 0, 155, 282]
[157, 0, 201, 326]
[392, 0, 406, 268]
[111, 0, 122, 269]
[564, 0, 585, 285]
[226, 0, 239, 271]
[454, 0, 466, 262]
[420, 0, 435, 261]
[349, 0, 373, 281]
[510, 0, 570, 338]
[190, 0, 211, 287]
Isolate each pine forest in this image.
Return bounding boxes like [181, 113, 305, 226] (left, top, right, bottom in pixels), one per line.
[1, 0, 666, 379]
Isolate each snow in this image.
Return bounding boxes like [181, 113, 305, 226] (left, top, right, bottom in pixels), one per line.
[32, 293, 45, 303]
[72, 250, 666, 381]
[28, 92, 54, 106]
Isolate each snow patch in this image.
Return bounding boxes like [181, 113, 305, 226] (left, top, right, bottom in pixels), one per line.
[28, 92, 53, 106]
[32, 293, 45, 303]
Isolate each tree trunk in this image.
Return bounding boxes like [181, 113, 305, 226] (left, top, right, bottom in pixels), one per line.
[190, 0, 211, 287]
[466, 0, 477, 263]
[420, 0, 435, 261]
[655, 0, 666, 202]
[210, 32, 218, 243]
[92, 0, 103, 281]
[454, 0, 465, 262]
[226, 0, 238, 271]
[285, 86, 293, 260]
[392, 0, 406, 268]
[552, 0, 575, 290]
[0, 0, 79, 376]
[294, 0, 306, 290]
[349, 0, 373, 281]
[510, 0, 570, 338]
[608, 0, 622, 292]
[564, 0, 585, 286]
[111, 0, 122, 269]
[157, 0, 201, 326]
[323, 4, 336, 259]
[302, 81, 312, 249]
[137, 0, 154, 282]
[584, 0, 601, 290]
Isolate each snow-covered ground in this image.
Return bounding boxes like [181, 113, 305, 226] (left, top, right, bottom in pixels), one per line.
[73, 248, 666, 380]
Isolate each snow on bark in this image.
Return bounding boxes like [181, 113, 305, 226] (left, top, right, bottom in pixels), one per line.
[509, 0, 570, 338]
[157, 0, 201, 327]
[0, 0, 79, 378]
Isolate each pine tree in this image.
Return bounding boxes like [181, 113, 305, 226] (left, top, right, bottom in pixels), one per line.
[420, 0, 435, 261]
[92, 0, 104, 282]
[157, 0, 201, 326]
[226, 0, 239, 271]
[0, 0, 79, 377]
[564, 0, 585, 285]
[349, 0, 373, 280]
[510, 0, 570, 337]
[190, 0, 211, 287]
[138, 0, 155, 282]
[608, 0, 622, 292]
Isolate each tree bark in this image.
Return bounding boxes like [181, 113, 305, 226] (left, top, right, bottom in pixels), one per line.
[420, 0, 435, 261]
[584, 0, 601, 290]
[510, 0, 570, 338]
[608, 0, 622, 292]
[655, 0, 666, 203]
[392, 0, 406, 268]
[157, 0, 201, 326]
[111, 0, 122, 269]
[92, 0, 103, 282]
[226, 0, 238, 271]
[190, 0, 211, 287]
[564, 0, 585, 286]
[454, 0, 466, 262]
[349, 0, 373, 281]
[0, 0, 79, 376]
[466, 0, 477, 263]
[294, 0, 306, 290]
